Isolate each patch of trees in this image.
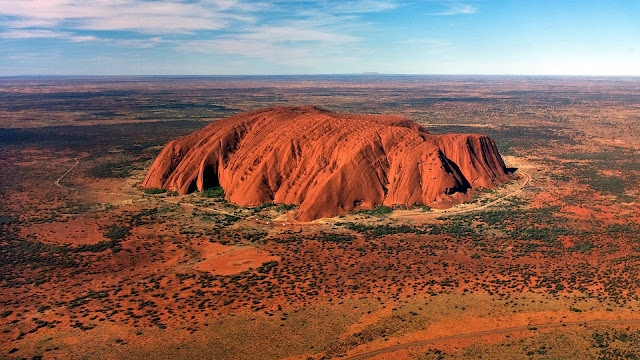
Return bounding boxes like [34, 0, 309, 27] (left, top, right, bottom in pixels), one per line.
[257, 261, 279, 274]
[354, 205, 393, 216]
[200, 186, 224, 198]
[339, 223, 425, 238]
[87, 160, 134, 178]
[143, 188, 166, 194]
[318, 232, 355, 243]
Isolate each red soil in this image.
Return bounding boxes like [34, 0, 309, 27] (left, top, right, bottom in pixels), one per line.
[193, 242, 280, 275]
[143, 106, 509, 220]
[19, 218, 106, 246]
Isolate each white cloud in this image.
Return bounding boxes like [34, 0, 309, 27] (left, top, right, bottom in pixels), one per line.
[67, 35, 97, 42]
[176, 23, 359, 67]
[432, 3, 477, 15]
[79, 15, 228, 33]
[111, 37, 166, 48]
[238, 26, 357, 43]
[4, 18, 60, 28]
[0, 0, 392, 69]
[180, 39, 312, 63]
[328, 0, 398, 13]
[0, 0, 256, 33]
[179, 38, 357, 69]
[273, 0, 397, 14]
[0, 29, 96, 42]
[0, 0, 395, 41]
[0, 29, 62, 39]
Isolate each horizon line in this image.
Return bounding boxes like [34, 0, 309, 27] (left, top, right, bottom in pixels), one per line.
[1, 73, 640, 78]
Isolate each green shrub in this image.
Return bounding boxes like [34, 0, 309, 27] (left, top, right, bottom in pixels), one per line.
[355, 205, 393, 216]
[104, 225, 130, 241]
[87, 161, 132, 179]
[318, 232, 355, 243]
[257, 261, 279, 274]
[275, 203, 297, 211]
[201, 186, 225, 198]
[143, 188, 166, 194]
[372, 205, 392, 214]
[571, 241, 595, 253]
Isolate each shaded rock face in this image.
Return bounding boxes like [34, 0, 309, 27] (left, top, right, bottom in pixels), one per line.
[143, 106, 509, 221]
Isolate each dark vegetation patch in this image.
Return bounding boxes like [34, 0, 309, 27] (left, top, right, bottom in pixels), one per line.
[577, 168, 635, 201]
[430, 125, 576, 157]
[103, 225, 130, 241]
[354, 205, 393, 216]
[0, 88, 237, 118]
[556, 160, 639, 201]
[143, 188, 167, 194]
[200, 186, 224, 198]
[407, 97, 495, 105]
[249, 202, 297, 213]
[243, 231, 269, 243]
[0, 120, 205, 155]
[317, 232, 355, 244]
[551, 148, 640, 202]
[339, 223, 425, 237]
[88, 160, 135, 179]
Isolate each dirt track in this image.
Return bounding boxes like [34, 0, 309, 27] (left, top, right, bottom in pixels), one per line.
[55, 157, 531, 226]
[55, 157, 279, 225]
[433, 169, 531, 216]
[54, 157, 79, 188]
[345, 318, 640, 360]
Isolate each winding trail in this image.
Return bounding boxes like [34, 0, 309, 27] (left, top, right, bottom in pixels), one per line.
[390, 170, 531, 221]
[53, 156, 529, 225]
[160, 198, 242, 218]
[54, 157, 79, 188]
[434, 170, 531, 216]
[345, 318, 640, 360]
[51, 156, 277, 226]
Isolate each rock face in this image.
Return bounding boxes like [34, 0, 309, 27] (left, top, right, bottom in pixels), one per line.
[143, 106, 509, 221]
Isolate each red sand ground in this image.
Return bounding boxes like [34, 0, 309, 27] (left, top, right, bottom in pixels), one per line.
[193, 242, 280, 275]
[19, 218, 106, 246]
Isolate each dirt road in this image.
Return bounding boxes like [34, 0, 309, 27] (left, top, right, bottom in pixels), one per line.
[54, 157, 79, 188]
[434, 170, 531, 216]
[345, 318, 640, 360]
[55, 156, 528, 225]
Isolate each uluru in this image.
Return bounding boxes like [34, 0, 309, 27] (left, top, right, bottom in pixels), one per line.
[142, 106, 510, 221]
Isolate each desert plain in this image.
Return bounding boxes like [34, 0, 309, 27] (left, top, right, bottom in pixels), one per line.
[1, 75, 640, 359]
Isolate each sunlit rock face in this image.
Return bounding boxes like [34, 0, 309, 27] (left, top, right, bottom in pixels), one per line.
[143, 106, 509, 220]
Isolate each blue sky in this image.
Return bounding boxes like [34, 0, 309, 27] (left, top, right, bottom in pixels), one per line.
[0, 0, 638, 75]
